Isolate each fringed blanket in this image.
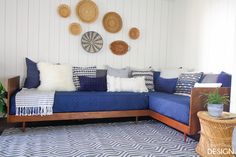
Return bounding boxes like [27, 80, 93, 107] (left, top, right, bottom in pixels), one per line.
[15, 88, 55, 116]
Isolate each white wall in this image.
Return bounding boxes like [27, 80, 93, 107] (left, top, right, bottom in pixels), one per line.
[0, 0, 173, 84]
[168, 0, 236, 73]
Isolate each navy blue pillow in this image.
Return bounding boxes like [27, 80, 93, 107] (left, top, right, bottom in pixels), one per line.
[217, 71, 231, 87]
[24, 58, 40, 88]
[79, 76, 107, 91]
[156, 77, 178, 93]
[153, 71, 161, 90]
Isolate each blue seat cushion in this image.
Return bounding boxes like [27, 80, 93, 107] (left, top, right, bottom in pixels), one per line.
[10, 91, 149, 114]
[149, 92, 190, 125]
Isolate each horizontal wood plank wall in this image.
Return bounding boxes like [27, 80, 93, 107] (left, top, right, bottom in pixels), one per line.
[0, 0, 173, 84]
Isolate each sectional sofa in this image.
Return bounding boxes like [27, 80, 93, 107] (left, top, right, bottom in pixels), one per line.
[6, 71, 230, 142]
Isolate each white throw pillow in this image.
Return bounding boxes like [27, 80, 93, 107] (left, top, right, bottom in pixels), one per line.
[37, 62, 75, 91]
[194, 83, 222, 88]
[107, 75, 148, 92]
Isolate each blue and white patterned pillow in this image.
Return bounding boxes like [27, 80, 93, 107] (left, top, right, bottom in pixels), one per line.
[131, 70, 154, 91]
[72, 66, 97, 90]
[175, 72, 203, 95]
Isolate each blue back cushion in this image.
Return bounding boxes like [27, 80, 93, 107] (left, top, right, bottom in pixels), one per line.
[217, 71, 231, 87]
[154, 71, 177, 93]
[24, 58, 40, 88]
[156, 77, 178, 93]
[79, 76, 107, 91]
[153, 71, 161, 87]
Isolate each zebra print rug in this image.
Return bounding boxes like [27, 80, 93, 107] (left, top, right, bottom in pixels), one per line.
[0, 120, 198, 157]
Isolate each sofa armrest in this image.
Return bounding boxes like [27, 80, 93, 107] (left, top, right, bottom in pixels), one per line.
[5, 76, 20, 115]
[188, 87, 231, 135]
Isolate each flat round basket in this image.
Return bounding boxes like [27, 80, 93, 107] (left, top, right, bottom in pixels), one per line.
[69, 23, 82, 35]
[58, 4, 71, 18]
[81, 31, 103, 53]
[110, 40, 129, 55]
[76, 0, 98, 23]
[129, 27, 140, 39]
[103, 12, 122, 33]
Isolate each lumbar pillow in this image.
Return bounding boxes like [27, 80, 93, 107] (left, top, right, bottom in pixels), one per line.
[24, 58, 40, 88]
[194, 83, 222, 88]
[79, 76, 107, 91]
[106, 65, 130, 78]
[217, 71, 231, 87]
[175, 72, 203, 95]
[107, 75, 148, 92]
[155, 77, 178, 93]
[131, 70, 154, 91]
[72, 66, 97, 90]
[37, 62, 75, 91]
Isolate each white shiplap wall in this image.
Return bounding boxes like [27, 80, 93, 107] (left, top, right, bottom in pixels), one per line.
[167, 0, 236, 73]
[0, 0, 173, 83]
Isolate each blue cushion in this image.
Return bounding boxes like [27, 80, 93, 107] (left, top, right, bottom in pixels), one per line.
[79, 76, 107, 91]
[72, 66, 97, 90]
[149, 92, 190, 125]
[217, 71, 231, 87]
[24, 58, 40, 88]
[155, 77, 178, 93]
[153, 71, 161, 88]
[10, 91, 149, 114]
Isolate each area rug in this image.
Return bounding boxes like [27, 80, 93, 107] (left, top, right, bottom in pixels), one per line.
[0, 120, 198, 157]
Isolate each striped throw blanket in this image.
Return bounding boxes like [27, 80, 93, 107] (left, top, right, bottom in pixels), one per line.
[15, 88, 55, 116]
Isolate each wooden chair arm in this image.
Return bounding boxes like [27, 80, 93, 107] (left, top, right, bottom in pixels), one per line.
[5, 76, 20, 115]
[188, 87, 231, 135]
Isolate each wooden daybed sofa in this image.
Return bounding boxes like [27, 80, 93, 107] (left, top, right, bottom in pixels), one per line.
[6, 76, 230, 141]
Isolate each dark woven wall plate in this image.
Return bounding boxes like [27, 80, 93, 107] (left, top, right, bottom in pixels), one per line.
[81, 31, 103, 53]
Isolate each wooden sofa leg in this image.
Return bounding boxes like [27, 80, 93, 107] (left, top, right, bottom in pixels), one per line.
[135, 116, 138, 124]
[22, 122, 26, 132]
[184, 133, 187, 142]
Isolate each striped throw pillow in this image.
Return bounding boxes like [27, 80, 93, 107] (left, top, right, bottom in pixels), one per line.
[175, 72, 203, 95]
[132, 70, 154, 91]
[72, 66, 97, 90]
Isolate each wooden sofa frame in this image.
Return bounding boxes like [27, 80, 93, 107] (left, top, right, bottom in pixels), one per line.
[6, 76, 230, 141]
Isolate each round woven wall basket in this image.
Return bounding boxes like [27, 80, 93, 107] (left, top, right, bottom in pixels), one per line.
[58, 4, 71, 18]
[81, 31, 103, 53]
[103, 12, 122, 33]
[110, 40, 129, 55]
[129, 27, 140, 39]
[76, 0, 98, 23]
[69, 23, 82, 35]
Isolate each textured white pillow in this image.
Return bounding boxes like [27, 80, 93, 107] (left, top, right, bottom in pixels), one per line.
[194, 83, 222, 88]
[37, 62, 75, 91]
[107, 75, 148, 92]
